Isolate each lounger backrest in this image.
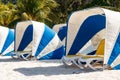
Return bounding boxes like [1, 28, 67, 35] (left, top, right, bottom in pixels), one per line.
[95, 39, 105, 55]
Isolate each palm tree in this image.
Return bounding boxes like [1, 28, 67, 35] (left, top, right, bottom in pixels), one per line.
[48, 0, 82, 27]
[15, 0, 57, 26]
[0, 2, 17, 28]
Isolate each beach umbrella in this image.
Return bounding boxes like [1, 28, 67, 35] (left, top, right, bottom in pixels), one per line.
[0, 26, 14, 56]
[14, 21, 65, 60]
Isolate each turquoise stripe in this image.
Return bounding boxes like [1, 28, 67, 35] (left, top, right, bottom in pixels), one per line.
[113, 64, 120, 70]
[35, 25, 55, 57]
[3, 51, 13, 56]
[1, 29, 14, 54]
[108, 33, 120, 66]
[39, 46, 65, 60]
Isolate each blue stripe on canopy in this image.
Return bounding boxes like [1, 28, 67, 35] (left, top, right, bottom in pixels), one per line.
[57, 26, 67, 41]
[35, 25, 56, 57]
[1, 29, 14, 53]
[113, 64, 120, 70]
[108, 33, 120, 66]
[68, 15, 105, 55]
[87, 50, 96, 55]
[17, 24, 33, 51]
[39, 46, 65, 60]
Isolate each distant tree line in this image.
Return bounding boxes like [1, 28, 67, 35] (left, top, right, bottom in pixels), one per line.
[0, 0, 120, 28]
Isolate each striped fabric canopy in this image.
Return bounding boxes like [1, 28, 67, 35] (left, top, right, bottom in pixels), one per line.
[0, 26, 14, 56]
[15, 21, 65, 60]
[52, 24, 67, 46]
[103, 8, 120, 70]
[66, 7, 120, 69]
[53, 23, 95, 55]
[66, 8, 105, 56]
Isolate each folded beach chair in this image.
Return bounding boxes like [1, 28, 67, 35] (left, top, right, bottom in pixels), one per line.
[11, 21, 65, 60]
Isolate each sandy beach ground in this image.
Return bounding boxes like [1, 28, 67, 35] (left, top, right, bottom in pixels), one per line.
[0, 56, 120, 80]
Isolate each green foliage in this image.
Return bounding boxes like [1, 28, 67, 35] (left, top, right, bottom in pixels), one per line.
[0, 2, 17, 28]
[16, 0, 57, 27]
[0, 0, 120, 28]
[49, 0, 120, 27]
[49, 0, 82, 27]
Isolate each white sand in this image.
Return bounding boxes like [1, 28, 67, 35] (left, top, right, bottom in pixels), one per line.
[0, 56, 120, 80]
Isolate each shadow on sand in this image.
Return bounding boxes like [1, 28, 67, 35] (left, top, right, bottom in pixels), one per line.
[14, 65, 102, 76]
[0, 57, 102, 76]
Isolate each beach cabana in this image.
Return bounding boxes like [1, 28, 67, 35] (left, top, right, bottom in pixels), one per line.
[63, 7, 120, 70]
[0, 26, 14, 56]
[14, 21, 65, 60]
[52, 24, 67, 46]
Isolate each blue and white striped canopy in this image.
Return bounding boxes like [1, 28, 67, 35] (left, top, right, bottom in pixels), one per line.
[66, 7, 120, 69]
[53, 24, 96, 55]
[0, 26, 14, 56]
[103, 8, 120, 70]
[66, 8, 105, 56]
[15, 21, 65, 60]
[52, 24, 67, 46]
